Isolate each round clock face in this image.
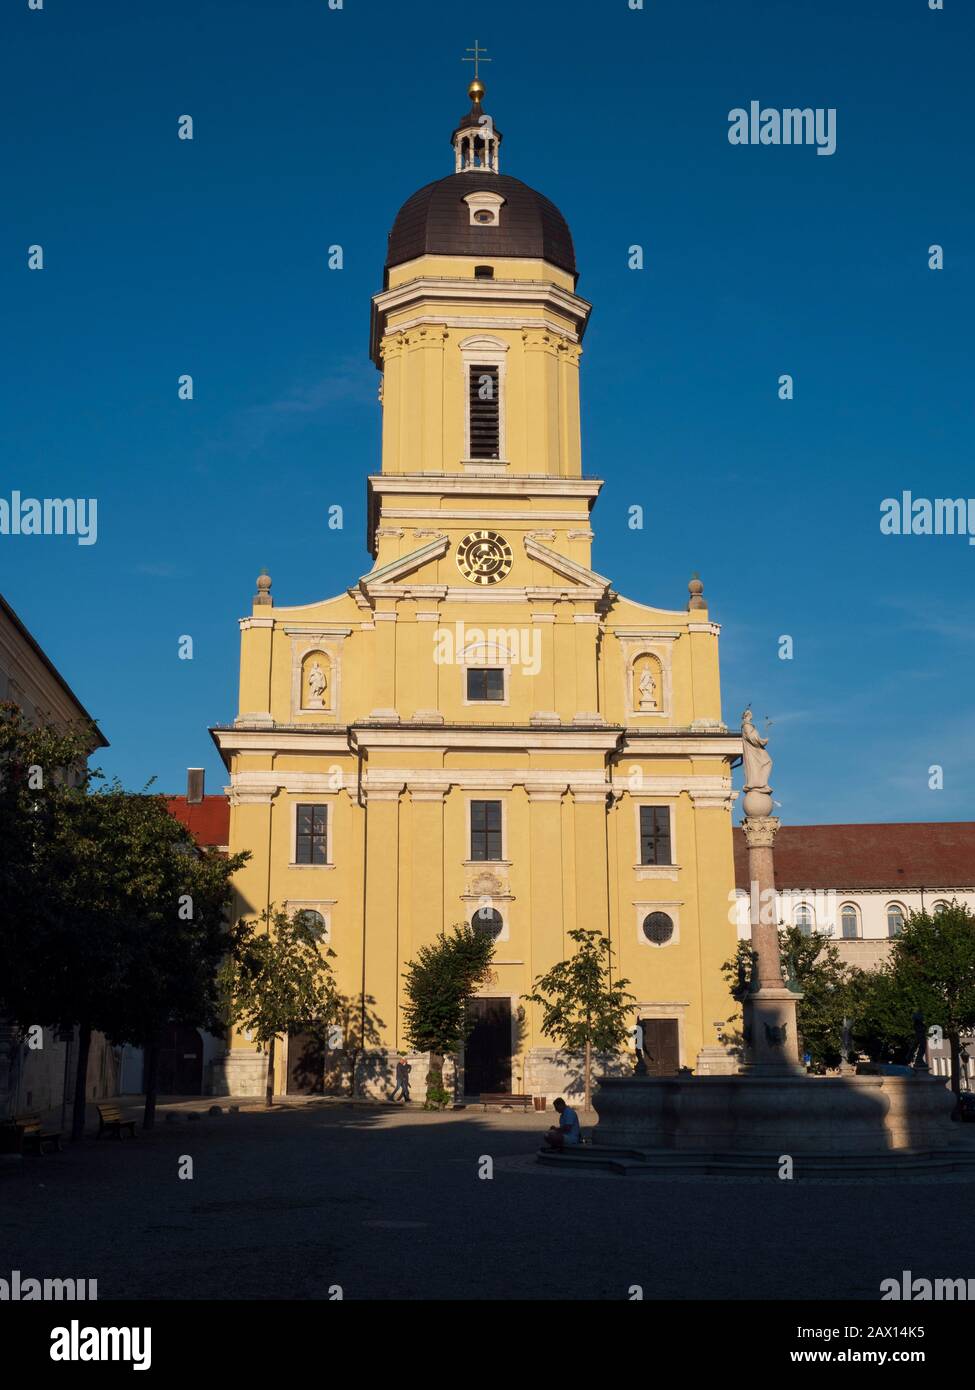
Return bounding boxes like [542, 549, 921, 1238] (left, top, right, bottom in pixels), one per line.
[456, 530, 513, 586]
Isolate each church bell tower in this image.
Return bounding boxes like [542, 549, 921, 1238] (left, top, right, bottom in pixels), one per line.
[214, 70, 742, 1101]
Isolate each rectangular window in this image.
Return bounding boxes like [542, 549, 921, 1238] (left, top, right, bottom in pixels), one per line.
[466, 668, 504, 702]
[639, 806, 672, 865]
[468, 364, 500, 459]
[470, 800, 502, 861]
[295, 804, 328, 865]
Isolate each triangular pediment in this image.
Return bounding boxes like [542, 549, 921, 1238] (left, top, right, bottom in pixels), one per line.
[354, 535, 450, 606]
[523, 535, 612, 595]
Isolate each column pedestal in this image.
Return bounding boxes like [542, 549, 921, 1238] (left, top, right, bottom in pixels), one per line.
[740, 811, 803, 1076]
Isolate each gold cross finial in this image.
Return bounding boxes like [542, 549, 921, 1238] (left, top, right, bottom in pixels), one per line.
[463, 40, 491, 80]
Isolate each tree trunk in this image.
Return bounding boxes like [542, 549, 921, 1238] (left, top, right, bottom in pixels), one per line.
[265, 1035, 276, 1107]
[426, 1052, 444, 1108]
[584, 1038, 592, 1115]
[71, 1023, 92, 1141]
[142, 1040, 159, 1131]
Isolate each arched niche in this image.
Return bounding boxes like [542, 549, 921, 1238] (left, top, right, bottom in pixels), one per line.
[300, 650, 332, 712]
[632, 652, 663, 713]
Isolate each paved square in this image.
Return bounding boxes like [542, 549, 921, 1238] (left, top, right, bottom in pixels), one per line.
[2, 1102, 973, 1301]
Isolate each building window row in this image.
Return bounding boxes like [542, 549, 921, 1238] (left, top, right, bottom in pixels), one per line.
[783, 900, 954, 939]
[293, 801, 675, 869]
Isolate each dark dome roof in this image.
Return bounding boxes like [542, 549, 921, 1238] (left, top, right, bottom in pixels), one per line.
[385, 172, 576, 280]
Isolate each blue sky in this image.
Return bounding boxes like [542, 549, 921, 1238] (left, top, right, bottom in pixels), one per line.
[4, 0, 973, 824]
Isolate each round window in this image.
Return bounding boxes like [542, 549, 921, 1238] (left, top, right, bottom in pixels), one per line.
[474, 209, 495, 224]
[297, 909, 326, 938]
[642, 911, 674, 945]
[472, 907, 503, 939]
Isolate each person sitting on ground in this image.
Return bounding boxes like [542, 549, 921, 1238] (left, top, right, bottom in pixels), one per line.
[544, 1097, 581, 1150]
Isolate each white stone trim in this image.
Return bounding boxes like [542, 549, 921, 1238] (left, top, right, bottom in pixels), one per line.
[388, 312, 579, 340]
[367, 473, 601, 500]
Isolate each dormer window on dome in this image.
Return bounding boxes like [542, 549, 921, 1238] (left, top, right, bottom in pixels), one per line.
[452, 77, 502, 174]
[464, 190, 505, 227]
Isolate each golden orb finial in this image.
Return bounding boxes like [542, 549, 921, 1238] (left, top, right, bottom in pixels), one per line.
[468, 77, 485, 105]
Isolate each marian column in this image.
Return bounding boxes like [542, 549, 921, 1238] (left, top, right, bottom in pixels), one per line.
[739, 710, 803, 1075]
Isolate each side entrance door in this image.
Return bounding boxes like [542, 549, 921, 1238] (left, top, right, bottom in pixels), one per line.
[156, 1025, 203, 1095]
[640, 1018, 680, 1076]
[287, 1031, 325, 1094]
[464, 998, 512, 1096]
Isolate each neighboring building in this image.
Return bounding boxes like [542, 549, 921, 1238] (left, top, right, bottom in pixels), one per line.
[733, 821, 975, 1085]
[211, 80, 742, 1100]
[119, 774, 231, 1096]
[0, 593, 112, 1118]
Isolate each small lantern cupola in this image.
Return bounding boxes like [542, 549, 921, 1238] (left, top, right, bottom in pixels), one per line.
[453, 45, 502, 174]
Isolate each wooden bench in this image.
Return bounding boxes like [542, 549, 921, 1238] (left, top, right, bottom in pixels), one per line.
[480, 1093, 534, 1111]
[96, 1104, 136, 1140]
[13, 1114, 62, 1155]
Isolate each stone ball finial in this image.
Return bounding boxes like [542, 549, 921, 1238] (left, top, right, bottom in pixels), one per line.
[688, 573, 706, 610]
[254, 569, 272, 607]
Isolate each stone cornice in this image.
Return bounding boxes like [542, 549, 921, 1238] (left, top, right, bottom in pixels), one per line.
[369, 473, 602, 499]
[371, 276, 592, 363]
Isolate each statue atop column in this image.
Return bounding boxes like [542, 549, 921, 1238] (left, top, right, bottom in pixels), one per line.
[741, 709, 772, 792]
[741, 711, 775, 822]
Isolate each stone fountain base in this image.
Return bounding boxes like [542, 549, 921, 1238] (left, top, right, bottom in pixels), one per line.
[538, 1072, 975, 1177]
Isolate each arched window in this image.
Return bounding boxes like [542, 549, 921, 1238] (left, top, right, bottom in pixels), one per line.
[932, 900, 950, 916]
[794, 904, 814, 936]
[886, 903, 906, 937]
[840, 904, 860, 939]
[642, 911, 674, 946]
[471, 907, 503, 939]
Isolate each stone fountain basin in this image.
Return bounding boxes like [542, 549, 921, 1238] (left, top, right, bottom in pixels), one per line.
[591, 1073, 960, 1155]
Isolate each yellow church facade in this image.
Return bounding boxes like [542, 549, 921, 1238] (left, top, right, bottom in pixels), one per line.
[212, 80, 742, 1099]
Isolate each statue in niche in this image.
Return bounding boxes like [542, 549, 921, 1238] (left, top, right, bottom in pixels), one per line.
[637, 663, 658, 710]
[306, 659, 328, 709]
[741, 708, 772, 792]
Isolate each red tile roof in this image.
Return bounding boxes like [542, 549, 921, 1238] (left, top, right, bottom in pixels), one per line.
[733, 823, 975, 892]
[166, 795, 230, 850]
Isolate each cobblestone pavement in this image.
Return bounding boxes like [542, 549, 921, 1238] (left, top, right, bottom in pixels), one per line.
[2, 1100, 973, 1300]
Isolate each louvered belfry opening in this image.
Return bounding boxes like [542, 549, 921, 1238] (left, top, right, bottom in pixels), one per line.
[468, 364, 500, 459]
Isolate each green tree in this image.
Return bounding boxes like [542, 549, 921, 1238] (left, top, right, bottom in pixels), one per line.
[92, 791, 247, 1130]
[777, 925, 862, 1069]
[846, 966, 916, 1064]
[218, 907, 337, 1106]
[884, 902, 975, 1106]
[523, 929, 635, 1112]
[0, 703, 247, 1137]
[402, 923, 495, 1108]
